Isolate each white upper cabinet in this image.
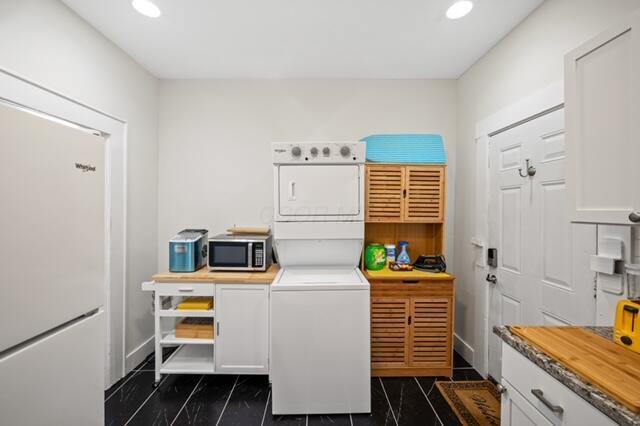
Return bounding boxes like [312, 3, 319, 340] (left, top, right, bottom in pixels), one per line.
[565, 9, 640, 224]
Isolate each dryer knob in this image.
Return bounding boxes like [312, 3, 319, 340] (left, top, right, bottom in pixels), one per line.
[340, 146, 351, 157]
[310, 147, 319, 156]
[291, 146, 302, 157]
[322, 147, 330, 156]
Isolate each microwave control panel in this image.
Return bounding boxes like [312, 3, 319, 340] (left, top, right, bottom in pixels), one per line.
[253, 243, 264, 267]
[272, 142, 365, 164]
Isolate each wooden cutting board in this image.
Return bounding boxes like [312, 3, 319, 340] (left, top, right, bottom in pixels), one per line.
[511, 326, 640, 413]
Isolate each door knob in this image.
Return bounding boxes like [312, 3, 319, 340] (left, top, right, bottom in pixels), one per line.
[630, 210, 640, 223]
[486, 274, 497, 284]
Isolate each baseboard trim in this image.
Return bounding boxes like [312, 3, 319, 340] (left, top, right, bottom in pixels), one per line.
[125, 335, 154, 373]
[454, 333, 474, 366]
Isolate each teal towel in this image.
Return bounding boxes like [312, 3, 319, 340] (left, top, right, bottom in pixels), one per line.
[361, 134, 447, 164]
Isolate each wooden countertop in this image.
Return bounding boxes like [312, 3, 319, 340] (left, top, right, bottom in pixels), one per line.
[495, 325, 640, 425]
[363, 268, 454, 281]
[510, 326, 640, 414]
[152, 264, 279, 284]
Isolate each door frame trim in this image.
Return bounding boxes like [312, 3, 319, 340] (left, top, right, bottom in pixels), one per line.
[0, 67, 127, 388]
[472, 81, 564, 377]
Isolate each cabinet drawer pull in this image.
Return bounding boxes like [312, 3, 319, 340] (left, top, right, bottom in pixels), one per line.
[178, 287, 194, 292]
[531, 389, 563, 415]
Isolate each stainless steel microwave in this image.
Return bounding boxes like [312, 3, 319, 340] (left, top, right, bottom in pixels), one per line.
[208, 234, 273, 271]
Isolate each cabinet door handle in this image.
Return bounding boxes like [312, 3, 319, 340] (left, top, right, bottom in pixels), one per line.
[408, 315, 412, 325]
[216, 321, 220, 336]
[531, 389, 563, 415]
[178, 287, 194, 292]
[402, 189, 407, 198]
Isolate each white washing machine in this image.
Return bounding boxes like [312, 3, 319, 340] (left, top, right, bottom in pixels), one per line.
[270, 142, 371, 415]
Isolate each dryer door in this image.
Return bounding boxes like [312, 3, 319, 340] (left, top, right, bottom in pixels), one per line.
[277, 164, 361, 219]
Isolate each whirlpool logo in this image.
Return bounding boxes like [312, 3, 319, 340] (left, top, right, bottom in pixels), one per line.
[75, 163, 96, 172]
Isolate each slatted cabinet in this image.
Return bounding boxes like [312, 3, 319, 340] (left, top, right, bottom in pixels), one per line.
[365, 164, 445, 223]
[404, 166, 444, 222]
[365, 162, 453, 377]
[371, 298, 410, 366]
[410, 297, 451, 366]
[366, 165, 405, 222]
[371, 282, 455, 377]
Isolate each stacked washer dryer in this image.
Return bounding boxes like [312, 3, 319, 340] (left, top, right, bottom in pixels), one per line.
[270, 142, 371, 415]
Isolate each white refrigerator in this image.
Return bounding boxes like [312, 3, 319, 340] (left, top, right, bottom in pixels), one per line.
[0, 102, 105, 425]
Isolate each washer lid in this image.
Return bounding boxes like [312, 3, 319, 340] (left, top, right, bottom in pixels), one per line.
[273, 267, 369, 290]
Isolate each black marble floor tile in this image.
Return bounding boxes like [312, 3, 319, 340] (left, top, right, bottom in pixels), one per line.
[218, 375, 270, 426]
[381, 377, 439, 426]
[351, 378, 395, 426]
[452, 368, 484, 381]
[262, 391, 307, 426]
[453, 351, 471, 369]
[125, 373, 202, 425]
[171, 375, 238, 425]
[416, 377, 461, 426]
[136, 346, 178, 371]
[308, 414, 352, 425]
[105, 371, 156, 426]
[105, 368, 140, 400]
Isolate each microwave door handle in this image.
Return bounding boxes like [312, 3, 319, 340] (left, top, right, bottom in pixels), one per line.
[248, 242, 253, 268]
[289, 181, 296, 201]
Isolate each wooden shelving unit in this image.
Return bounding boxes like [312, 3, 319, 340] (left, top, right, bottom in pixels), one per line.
[364, 163, 455, 378]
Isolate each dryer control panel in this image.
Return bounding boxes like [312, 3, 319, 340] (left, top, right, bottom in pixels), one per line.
[272, 142, 365, 164]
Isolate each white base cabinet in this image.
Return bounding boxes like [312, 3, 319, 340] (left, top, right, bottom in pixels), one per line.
[141, 281, 270, 382]
[501, 344, 616, 426]
[215, 284, 270, 374]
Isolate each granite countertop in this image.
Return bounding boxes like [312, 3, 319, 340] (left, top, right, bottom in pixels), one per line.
[494, 325, 640, 426]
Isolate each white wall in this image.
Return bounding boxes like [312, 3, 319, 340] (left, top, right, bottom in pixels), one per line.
[157, 79, 457, 270]
[0, 0, 159, 369]
[454, 0, 640, 366]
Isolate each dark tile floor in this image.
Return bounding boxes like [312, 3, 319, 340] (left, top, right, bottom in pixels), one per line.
[105, 351, 483, 426]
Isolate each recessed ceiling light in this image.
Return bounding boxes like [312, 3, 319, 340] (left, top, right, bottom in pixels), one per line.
[132, 0, 161, 18]
[446, 1, 473, 20]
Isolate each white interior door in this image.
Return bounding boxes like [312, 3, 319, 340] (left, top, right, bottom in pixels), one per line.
[487, 108, 596, 380]
[278, 165, 361, 217]
[488, 118, 536, 380]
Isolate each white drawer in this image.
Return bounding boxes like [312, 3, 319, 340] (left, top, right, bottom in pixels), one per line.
[502, 344, 616, 426]
[146, 282, 215, 297]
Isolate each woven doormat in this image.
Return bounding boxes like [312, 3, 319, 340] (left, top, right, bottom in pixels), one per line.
[436, 381, 501, 426]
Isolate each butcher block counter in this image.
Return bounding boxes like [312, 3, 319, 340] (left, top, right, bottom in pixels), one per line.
[496, 325, 640, 426]
[151, 263, 279, 284]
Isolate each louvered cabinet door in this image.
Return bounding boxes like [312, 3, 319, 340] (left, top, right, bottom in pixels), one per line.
[404, 166, 444, 222]
[409, 297, 452, 367]
[371, 298, 410, 368]
[366, 165, 405, 222]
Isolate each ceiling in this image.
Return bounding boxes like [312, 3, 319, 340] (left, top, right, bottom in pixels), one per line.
[62, 0, 543, 79]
